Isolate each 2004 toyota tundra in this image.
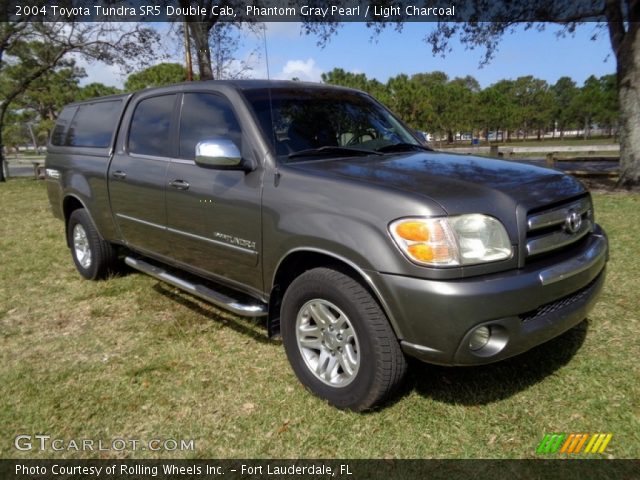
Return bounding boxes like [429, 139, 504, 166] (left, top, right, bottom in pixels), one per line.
[45, 80, 608, 410]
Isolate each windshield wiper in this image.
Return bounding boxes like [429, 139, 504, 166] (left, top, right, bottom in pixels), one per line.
[288, 146, 382, 159]
[376, 143, 433, 153]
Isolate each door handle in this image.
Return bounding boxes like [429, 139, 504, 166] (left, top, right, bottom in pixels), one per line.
[169, 179, 190, 190]
[112, 170, 127, 180]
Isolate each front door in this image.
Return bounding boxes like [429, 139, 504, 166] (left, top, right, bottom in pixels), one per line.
[165, 92, 262, 292]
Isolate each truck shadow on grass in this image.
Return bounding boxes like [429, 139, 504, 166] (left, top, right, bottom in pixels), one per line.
[404, 320, 589, 406]
[149, 275, 588, 408]
[152, 283, 274, 345]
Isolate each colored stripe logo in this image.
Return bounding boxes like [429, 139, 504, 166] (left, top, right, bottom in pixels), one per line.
[536, 433, 612, 454]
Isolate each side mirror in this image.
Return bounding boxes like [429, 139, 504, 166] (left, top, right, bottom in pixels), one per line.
[195, 139, 247, 170]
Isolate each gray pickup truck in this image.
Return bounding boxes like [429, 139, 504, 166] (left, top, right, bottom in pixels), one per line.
[45, 80, 608, 410]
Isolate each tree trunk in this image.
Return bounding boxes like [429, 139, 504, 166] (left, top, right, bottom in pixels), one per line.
[0, 102, 7, 182]
[189, 22, 213, 80]
[583, 116, 590, 140]
[27, 123, 38, 151]
[0, 150, 6, 183]
[616, 24, 640, 188]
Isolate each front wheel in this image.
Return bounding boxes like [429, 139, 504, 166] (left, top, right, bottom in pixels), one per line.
[281, 268, 407, 411]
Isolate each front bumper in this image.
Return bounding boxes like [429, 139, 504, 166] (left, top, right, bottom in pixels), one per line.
[370, 226, 608, 366]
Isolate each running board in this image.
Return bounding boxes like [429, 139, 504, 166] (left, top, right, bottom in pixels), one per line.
[124, 257, 267, 317]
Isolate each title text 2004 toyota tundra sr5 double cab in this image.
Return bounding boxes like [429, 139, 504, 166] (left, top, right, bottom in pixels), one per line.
[45, 80, 608, 411]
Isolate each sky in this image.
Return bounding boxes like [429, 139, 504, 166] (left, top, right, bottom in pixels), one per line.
[81, 22, 616, 89]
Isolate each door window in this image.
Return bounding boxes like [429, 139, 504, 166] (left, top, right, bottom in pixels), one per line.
[128, 95, 176, 157]
[178, 93, 242, 160]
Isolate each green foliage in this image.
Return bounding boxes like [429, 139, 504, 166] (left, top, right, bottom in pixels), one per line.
[0, 21, 161, 181]
[477, 80, 517, 140]
[511, 76, 554, 139]
[77, 83, 121, 101]
[551, 77, 579, 135]
[568, 75, 620, 139]
[2, 110, 33, 149]
[124, 63, 187, 92]
[322, 67, 619, 142]
[1, 41, 87, 148]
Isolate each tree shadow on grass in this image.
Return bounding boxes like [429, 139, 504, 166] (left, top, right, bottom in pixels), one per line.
[152, 283, 275, 345]
[404, 319, 589, 406]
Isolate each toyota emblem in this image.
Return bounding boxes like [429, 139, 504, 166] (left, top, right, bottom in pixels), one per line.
[565, 210, 582, 234]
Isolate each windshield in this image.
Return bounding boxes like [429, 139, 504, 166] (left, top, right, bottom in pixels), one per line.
[242, 88, 421, 162]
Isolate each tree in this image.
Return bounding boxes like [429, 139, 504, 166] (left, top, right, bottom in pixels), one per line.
[572, 75, 604, 139]
[407, 72, 449, 139]
[209, 23, 258, 79]
[322, 68, 376, 91]
[77, 83, 121, 101]
[511, 76, 554, 140]
[174, 0, 258, 80]
[0, 22, 160, 182]
[570, 74, 620, 138]
[2, 110, 33, 152]
[321, 68, 390, 107]
[125, 63, 187, 91]
[551, 77, 580, 138]
[10, 58, 86, 147]
[442, 76, 480, 142]
[597, 74, 620, 136]
[305, 2, 640, 188]
[476, 81, 517, 142]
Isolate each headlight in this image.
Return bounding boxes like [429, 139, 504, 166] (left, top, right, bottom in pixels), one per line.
[389, 214, 512, 267]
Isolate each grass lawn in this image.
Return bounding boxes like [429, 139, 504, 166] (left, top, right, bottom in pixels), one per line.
[1, 179, 638, 459]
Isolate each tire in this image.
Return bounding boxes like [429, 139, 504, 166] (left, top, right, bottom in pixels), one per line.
[67, 209, 119, 280]
[281, 267, 407, 411]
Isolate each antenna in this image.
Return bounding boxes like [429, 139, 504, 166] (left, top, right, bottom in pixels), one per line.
[262, 23, 271, 80]
[261, 23, 278, 175]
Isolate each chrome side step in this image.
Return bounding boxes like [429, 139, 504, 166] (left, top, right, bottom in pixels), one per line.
[124, 257, 267, 317]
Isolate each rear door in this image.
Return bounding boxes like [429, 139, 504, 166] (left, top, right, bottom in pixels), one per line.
[165, 91, 262, 292]
[109, 93, 178, 258]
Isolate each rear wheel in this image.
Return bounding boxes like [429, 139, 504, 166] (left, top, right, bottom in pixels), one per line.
[67, 209, 119, 280]
[281, 267, 407, 411]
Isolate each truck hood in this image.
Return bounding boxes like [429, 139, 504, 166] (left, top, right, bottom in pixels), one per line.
[287, 151, 586, 215]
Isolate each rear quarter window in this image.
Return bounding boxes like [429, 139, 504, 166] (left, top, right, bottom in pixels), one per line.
[65, 100, 122, 148]
[50, 106, 78, 146]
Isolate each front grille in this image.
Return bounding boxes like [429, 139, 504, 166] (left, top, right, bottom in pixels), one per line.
[526, 196, 593, 258]
[519, 274, 601, 323]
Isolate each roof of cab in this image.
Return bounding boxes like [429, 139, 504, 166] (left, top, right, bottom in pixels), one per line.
[63, 80, 361, 108]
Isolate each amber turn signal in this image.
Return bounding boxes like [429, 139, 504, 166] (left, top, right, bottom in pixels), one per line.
[395, 221, 430, 242]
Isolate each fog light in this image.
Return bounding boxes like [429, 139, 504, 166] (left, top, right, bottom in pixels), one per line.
[469, 326, 491, 351]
